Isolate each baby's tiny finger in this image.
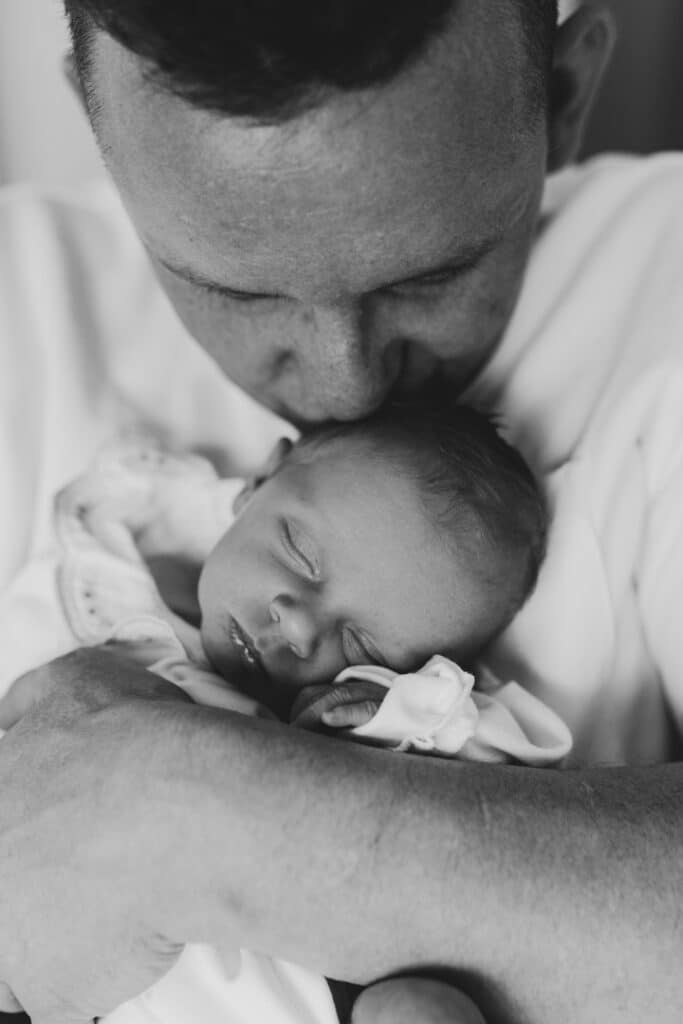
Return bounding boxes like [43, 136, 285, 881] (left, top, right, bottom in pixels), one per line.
[289, 684, 336, 726]
[322, 700, 381, 729]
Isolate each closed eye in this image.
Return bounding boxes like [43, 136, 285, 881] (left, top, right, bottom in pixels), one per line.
[281, 519, 321, 581]
[393, 267, 461, 290]
[380, 249, 488, 297]
[201, 281, 283, 304]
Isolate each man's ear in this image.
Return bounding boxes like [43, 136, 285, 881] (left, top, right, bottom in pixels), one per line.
[63, 51, 88, 113]
[232, 438, 294, 516]
[547, 3, 617, 172]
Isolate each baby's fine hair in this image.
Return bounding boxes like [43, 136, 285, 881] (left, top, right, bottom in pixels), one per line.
[296, 383, 548, 634]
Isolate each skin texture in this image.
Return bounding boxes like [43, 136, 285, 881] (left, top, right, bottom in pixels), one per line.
[2, 649, 683, 1024]
[7, 3, 670, 1024]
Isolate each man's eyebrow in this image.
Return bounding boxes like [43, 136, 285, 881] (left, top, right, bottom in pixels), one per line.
[152, 235, 496, 300]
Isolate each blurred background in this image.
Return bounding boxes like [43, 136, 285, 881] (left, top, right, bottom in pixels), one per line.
[0, 0, 682, 187]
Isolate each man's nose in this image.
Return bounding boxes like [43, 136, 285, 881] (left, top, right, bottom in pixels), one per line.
[293, 303, 398, 421]
[268, 594, 318, 659]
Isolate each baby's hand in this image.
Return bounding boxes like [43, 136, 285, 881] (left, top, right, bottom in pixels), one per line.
[290, 679, 388, 732]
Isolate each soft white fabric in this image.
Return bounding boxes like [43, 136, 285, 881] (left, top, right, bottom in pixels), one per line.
[54, 437, 237, 664]
[340, 657, 572, 764]
[104, 947, 337, 1024]
[462, 153, 683, 765]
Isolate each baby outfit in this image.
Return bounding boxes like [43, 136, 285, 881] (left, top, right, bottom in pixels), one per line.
[0, 437, 571, 1024]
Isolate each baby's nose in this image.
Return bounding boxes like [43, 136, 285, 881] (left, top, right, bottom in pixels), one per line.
[268, 595, 318, 659]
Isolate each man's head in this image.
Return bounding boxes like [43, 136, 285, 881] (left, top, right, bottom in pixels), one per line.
[63, 0, 614, 424]
[198, 389, 547, 710]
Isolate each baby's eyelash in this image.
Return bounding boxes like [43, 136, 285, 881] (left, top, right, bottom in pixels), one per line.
[341, 628, 368, 665]
[342, 627, 386, 668]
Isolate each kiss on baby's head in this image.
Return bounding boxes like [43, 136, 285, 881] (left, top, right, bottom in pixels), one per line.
[199, 387, 547, 710]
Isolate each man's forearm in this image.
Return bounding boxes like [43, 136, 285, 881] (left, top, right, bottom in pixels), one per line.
[3, 650, 681, 1024]
[159, 705, 683, 1023]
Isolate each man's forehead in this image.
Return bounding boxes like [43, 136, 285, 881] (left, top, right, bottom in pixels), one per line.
[92, 0, 541, 295]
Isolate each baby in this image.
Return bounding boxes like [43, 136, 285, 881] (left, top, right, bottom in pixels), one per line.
[0, 386, 570, 1024]
[198, 391, 547, 715]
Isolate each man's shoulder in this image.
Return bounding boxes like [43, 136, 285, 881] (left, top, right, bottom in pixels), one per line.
[543, 152, 683, 231]
[476, 152, 683, 468]
[527, 151, 683, 350]
[0, 179, 129, 229]
[0, 180, 141, 282]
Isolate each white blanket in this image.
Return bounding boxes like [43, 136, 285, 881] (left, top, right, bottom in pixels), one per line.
[463, 153, 683, 765]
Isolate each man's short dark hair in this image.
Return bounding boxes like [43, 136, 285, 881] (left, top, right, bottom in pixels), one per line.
[64, 0, 558, 124]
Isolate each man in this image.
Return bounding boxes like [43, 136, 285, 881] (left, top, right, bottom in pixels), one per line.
[1, 1, 683, 1022]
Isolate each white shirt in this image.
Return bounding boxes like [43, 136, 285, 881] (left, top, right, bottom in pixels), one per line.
[465, 153, 683, 765]
[2, 153, 682, 763]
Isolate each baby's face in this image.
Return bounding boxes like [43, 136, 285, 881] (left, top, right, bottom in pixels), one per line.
[199, 436, 489, 711]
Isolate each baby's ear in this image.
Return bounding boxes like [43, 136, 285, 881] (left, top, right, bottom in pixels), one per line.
[232, 437, 294, 516]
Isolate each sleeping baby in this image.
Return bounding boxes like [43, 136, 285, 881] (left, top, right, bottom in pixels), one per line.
[0, 385, 571, 1024]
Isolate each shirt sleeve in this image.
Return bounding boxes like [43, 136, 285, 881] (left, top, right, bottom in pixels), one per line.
[638, 367, 683, 737]
[0, 551, 76, 698]
[0, 184, 142, 591]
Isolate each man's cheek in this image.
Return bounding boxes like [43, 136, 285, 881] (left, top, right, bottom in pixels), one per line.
[188, 309, 283, 389]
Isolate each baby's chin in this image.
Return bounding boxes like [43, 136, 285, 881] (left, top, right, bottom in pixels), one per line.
[199, 613, 351, 718]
